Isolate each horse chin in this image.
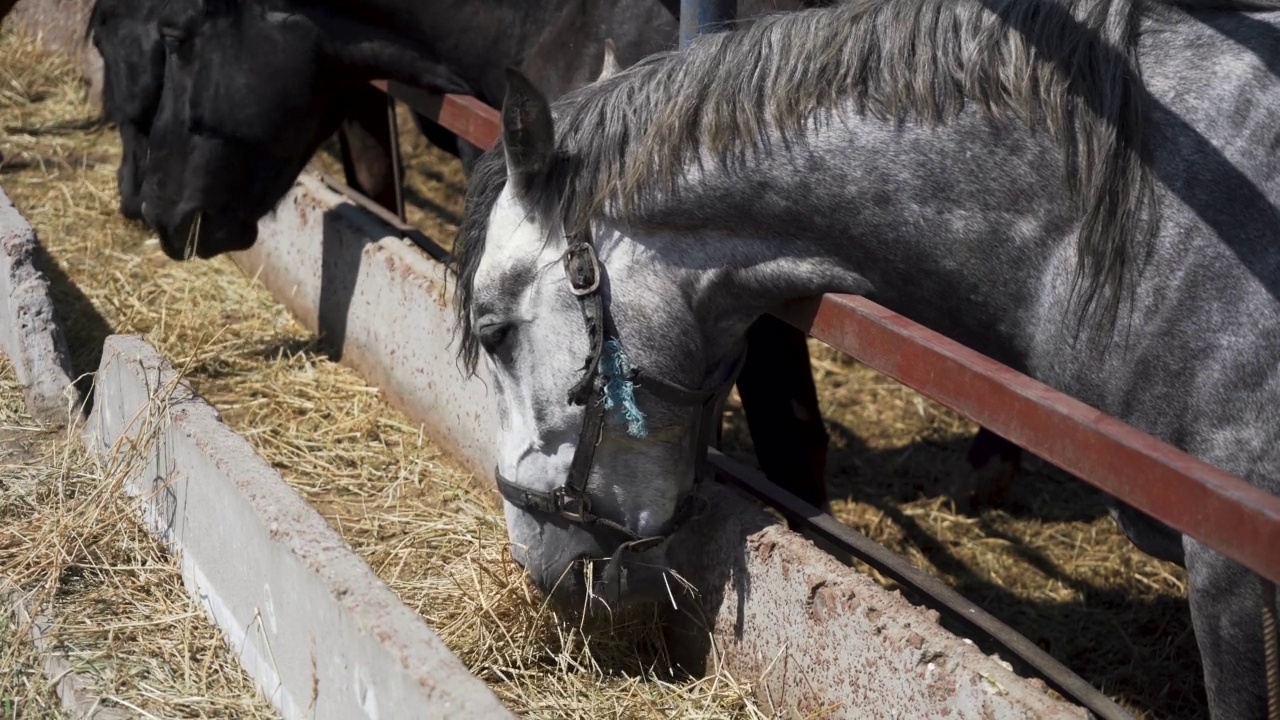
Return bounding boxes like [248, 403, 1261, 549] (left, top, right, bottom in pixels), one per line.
[526, 548, 675, 619]
[156, 209, 258, 261]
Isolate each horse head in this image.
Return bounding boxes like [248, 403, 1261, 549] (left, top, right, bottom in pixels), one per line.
[454, 69, 755, 612]
[140, 0, 468, 260]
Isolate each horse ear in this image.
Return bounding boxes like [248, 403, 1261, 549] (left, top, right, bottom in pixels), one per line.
[290, 8, 470, 95]
[501, 67, 554, 190]
[597, 39, 620, 82]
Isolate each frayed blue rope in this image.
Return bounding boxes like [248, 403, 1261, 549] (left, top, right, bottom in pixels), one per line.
[600, 339, 648, 438]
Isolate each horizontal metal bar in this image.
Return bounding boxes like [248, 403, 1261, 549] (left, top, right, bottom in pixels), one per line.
[358, 82, 1280, 583]
[369, 80, 500, 151]
[314, 172, 452, 265]
[776, 295, 1280, 584]
[707, 448, 1133, 720]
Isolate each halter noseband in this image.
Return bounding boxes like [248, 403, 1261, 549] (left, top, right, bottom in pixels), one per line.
[493, 227, 746, 550]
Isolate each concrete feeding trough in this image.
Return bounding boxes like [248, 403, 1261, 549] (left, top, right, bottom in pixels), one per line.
[0, 181, 510, 718]
[231, 173, 1089, 718]
[0, 186, 78, 424]
[82, 334, 512, 720]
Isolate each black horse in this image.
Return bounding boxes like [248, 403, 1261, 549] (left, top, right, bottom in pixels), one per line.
[87, 0, 443, 220]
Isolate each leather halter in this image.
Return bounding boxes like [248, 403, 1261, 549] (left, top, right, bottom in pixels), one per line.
[493, 227, 746, 548]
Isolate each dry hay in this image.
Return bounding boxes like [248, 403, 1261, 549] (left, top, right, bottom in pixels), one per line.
[0, 26, 765, 718]
[720, 347, 1199, 718]
[0, 19, 1200, 718]
[0, 350, 277, 718]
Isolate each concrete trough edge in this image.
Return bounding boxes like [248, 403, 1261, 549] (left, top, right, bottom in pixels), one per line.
[236, 173, 1089, 718]
[0, 185, 79, 425]
[83, 334, 512, 720]
[2, 580, 132, 719]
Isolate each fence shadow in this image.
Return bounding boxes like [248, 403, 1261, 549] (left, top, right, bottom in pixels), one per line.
[313, 207, 368, 362]
[718, 402, 1205, 718]
[30, 238, 114, 402]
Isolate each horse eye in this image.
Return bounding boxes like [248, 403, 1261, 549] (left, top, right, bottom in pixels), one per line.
[159, 26, 187, 50]
[477, 322, 514, 355]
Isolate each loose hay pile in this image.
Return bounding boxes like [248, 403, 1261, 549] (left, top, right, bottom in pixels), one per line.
[720, 337, 1201, 717]
[0, 21, 1201, 719]
[0, 26, 764, 718]
[0, 353, 277, 718]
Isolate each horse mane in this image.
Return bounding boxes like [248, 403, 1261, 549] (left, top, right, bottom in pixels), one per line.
[456, 0, 1162, 371]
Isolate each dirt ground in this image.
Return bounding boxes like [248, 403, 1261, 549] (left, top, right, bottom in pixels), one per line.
[1, 25, 1201, 719]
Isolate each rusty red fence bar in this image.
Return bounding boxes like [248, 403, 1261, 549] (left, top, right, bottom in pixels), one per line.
[371, 80, 501, 151]
[777, 295, 1280, 584]
[368, 80, 1280, 585]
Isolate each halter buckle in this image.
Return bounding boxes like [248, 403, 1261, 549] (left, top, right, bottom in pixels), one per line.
[554, 487, 593, 523]
[563, 241, 601, 296]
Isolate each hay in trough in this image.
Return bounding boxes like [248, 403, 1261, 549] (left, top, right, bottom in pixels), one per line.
[0, 26, 766, 718]
[720, 349, 1201, 719]
[0, 352, 278, 719]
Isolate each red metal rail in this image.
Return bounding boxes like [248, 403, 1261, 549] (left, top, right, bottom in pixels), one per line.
[371, 80, 501, 150]
[369, 80, 1280, 585]
[778, 295, 1280, 583]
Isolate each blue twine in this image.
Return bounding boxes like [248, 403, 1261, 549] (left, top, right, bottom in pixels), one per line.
[599, 339, 648, 438]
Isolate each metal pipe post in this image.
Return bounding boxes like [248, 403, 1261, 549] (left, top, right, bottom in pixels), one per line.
[679, 0, 737, 49]
[386, 94, 407, 223]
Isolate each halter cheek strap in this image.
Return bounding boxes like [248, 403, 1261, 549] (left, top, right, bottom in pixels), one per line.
[493, 231, 746, 547]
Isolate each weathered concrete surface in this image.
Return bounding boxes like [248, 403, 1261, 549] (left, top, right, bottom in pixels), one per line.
[5, 0, 103, 105]
[232, 174, 499, 480]
[241, 173, 1089, 718]
[0, 186, 79, 424]
[84, 334, 512, 720]
[666, 486, 1087, 718]
[2, 580, 132, 720]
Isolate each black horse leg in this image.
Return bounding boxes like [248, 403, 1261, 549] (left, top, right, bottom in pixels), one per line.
[965, 427, 1022, 507]
[336, 85, 398, 213]
[735, 314, 830, 509]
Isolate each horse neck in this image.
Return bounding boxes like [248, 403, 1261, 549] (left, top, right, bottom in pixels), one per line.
[336, 0, 672, 102]
[611, 110, 1080, 369]
[330, 0, 553, 97]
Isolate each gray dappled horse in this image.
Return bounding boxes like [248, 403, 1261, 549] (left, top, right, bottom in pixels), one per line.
[453, 0, 1280, 715]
